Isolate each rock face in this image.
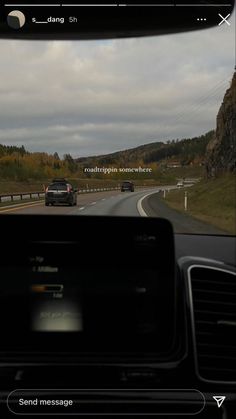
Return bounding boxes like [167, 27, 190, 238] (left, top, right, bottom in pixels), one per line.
[206, 72, 236, 177]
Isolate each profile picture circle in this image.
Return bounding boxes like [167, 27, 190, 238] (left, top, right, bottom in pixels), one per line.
[7, 10, 26, 29]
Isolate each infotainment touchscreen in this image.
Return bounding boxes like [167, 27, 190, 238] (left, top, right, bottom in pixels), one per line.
[0, 216, 176, 359]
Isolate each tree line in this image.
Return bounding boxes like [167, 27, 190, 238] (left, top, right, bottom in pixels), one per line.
[0, 146, 78, 181]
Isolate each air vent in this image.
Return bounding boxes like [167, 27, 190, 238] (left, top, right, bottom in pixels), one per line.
[189, 265, 236, 383]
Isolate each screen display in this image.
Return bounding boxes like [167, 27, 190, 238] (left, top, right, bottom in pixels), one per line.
[0, 267, 175, 355]
[31, 284, 83, 332]
[0, 216, 176, 357]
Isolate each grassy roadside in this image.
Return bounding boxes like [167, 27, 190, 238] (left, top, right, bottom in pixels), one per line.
[0, 181, 46, 194]
[162, 174, 236, 234]
[0, 179, 127, 195]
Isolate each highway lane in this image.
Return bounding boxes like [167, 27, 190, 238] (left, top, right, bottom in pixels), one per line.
[0, 186, 225, 234]
[0, 188, 158, 216]
[76, 188, 159, 216]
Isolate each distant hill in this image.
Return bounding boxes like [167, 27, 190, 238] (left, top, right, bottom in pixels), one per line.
[76, 131, 214, 168]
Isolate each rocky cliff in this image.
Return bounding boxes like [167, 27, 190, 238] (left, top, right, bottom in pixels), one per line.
[206, 72, 236, 177]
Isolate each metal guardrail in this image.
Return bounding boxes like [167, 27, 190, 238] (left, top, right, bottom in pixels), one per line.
[0, 185, 153, 204]
[0, 191, 45, 203]
[77, 187, 120, 194]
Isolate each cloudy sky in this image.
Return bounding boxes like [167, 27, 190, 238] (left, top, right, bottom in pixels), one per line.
[0, 14, 235, 158]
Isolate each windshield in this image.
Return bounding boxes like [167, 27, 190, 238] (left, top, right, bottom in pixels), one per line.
[0, 14, 235, 235]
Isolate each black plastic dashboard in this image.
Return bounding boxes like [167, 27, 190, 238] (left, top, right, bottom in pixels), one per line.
[0, 214, 235, 417]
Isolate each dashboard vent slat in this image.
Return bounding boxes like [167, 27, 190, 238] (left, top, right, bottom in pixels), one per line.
[189, 265, 236, 383]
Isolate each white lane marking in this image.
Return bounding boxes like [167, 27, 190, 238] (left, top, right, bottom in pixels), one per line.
[79, 207, 85, 211]
[137, 190, 160, 217]
[91, 201, 97, 205]
[101, 198, 106, 201]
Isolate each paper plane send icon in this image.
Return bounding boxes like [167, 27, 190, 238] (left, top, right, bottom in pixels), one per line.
[213, 396, 226, 408]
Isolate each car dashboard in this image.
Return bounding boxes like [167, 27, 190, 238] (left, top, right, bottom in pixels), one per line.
[0, 214, 235, 417]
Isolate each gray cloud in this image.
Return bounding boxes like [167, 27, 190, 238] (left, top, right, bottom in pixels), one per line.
[0, 14, 235, 157]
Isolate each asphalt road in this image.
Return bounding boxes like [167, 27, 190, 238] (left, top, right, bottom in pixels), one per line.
[0, 187, 227, 234]
[0, 188, 154, 216]
[142, 191, 228, 235]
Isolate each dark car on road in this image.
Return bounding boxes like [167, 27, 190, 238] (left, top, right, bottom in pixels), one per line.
[45, 178, 77, 206]
[121, 181, 134, 192]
